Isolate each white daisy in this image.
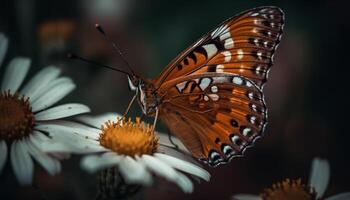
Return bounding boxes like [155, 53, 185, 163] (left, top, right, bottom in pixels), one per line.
[39, 113, 210, 193]
[0, 33, 90, 185]
[232, 158, 350, 200]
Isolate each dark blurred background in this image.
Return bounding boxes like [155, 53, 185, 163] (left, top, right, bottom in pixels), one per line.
[1, 0, 349, 199]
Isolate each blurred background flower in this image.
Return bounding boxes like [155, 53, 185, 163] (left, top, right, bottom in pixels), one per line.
[0, 0, 349, 199]
[0, 33, 90, 186]
[232, 158, 350, 200]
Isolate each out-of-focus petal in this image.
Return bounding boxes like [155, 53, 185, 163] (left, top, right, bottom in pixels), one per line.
[10, 140, 34, 185]
[309, 157, 330, 198]
[20, 66, 61, 102]
[0, 140, 8, 173]
[1, 57, 30, 93]
[232, 194, 262, 200]
[31, 77, 75, 112]
[0, 33, 8, 68]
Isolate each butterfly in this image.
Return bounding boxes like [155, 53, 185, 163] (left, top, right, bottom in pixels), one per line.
[79, 6, 284, 167]
[124, 6, 285, 166]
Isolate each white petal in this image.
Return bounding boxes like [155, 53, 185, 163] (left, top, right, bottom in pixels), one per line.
[1, 57, 30, 93]
[10, 140, 34, 185]
[158, 132, 189, 153]
[325, 192, 350, 200]
[76, 113, 121, 128]
[36, 120, 100, 139]
[232, 194, 262, 200]
[35, 103, 90, 120]
[20, 66, 61, 102]
[118, 156, 152, 186]
[41, 140, 107, 154]
[309, 157, 330, 198]
[0, 140, 8, 173]
[141, 155, 193, 193]
[31, 77, 75, 112]
[26, 135, 61, 175]
[80, 153, 122, 173]
[154, 153, 210, 181]
[35, 123, 103, 152]
[0, 33, 8, 68]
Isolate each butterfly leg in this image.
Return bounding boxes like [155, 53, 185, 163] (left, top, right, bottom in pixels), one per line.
[123, 95, 136, 118]
[152, 108, 159, 132]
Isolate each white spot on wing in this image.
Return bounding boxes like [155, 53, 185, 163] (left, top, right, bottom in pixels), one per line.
[204, 95, 209, 101]
[251, 12, 259, 16]
[209, 94, 219, 101]
[202, 44, 218, 59]
[255, 66, 262, 75]
[224, 38, 234, 49]
[250, 116, 257, 124]
[211, 86, 218, 93]
[257, 51, 262, 60]
[248, 92, 254, 99]
[222, 51, 232, 62]
[232, 77, 243, 85]
[220, 32, 231, 41]
[199, 78, 211, 91]
[211, 25, 229, 38]
[242, 128, 252, 137]
[246, 81, 253, 87]
[176, 81, 187, 92]
[216, 64, 224, 73]
[237, 49, 244, 60]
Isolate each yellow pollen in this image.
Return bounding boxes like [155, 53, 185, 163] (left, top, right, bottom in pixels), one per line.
[0, 90, 35, 141]
[260, 179, 318, 200]
[99, 117, 158, 157]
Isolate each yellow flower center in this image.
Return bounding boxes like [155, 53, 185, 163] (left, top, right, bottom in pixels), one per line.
[99, 118, 158, 157]
[260, 179, 318, 200]
[0, 91, 35, 141]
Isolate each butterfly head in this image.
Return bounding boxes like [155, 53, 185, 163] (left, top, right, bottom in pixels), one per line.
[127, 75, 159, 116]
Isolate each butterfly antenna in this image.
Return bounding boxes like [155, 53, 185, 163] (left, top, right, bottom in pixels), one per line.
[95, 24, 136, 76]
[67, 53, 131, 76]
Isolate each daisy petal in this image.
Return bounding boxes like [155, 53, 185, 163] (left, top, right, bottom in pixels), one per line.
[35, 123, 103, 152]
[41, 141, 107, 154]
[141, 154, 193, 193]
[10, 140, 34, 185]
[35, 103, 90, 120]
[325, 192, 350, 200]
[154, 153, 210, 181]
[158, 133, 189, 153]
[20, 66, 61, 102]
[0, 140, 8, 173]
[1, 57, 30, 93]
[26, 135, 61, 175]
[232, 194, 262, 200]
[76, 113, 120, 128]
[80, 153, 122, 173]
[36, 120, 100, 139]
[0, 33, 8, 68]
[31, 77, 75, 112]
[309, 157, 330, 198]
[118, 156, 152, 186]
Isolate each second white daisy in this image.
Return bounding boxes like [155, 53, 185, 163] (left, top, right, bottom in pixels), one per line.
[39, 114, 210, 193]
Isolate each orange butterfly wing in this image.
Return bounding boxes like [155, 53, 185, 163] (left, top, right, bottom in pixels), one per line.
[155, 6, 284, 88]
[158, 73, 266, 166]
[154, 6, 284, 166]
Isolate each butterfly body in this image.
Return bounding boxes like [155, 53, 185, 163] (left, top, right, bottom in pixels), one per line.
[128, 6, 284, 166]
